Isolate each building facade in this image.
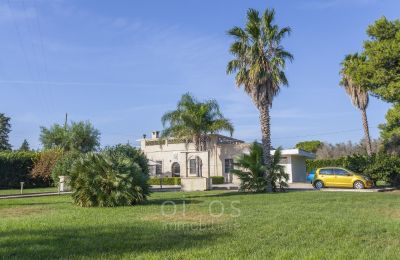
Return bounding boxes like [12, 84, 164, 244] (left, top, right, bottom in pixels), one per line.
[139, 131, 315, 184]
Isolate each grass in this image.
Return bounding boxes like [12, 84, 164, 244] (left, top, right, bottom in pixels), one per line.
[0, 187, 58, 196]
[0, 190, 399, 259]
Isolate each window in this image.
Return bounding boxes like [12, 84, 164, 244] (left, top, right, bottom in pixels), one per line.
[155, 161, 162, 175]
[279, 156, 289, 164]
[319, 169, 334, 175]
[189, 159, 197, 174]
[334, 169, 351, 176]
[224, 159, 234, 173]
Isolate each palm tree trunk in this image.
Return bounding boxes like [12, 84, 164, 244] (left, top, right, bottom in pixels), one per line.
[259, 105, 272, 167]
[361, 109, 372, 156]
[193, 135, 200, 151]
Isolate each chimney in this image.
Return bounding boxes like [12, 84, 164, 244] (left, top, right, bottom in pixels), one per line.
[151, 131, 160, 139]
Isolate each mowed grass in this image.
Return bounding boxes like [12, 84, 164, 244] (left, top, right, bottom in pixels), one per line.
[0, 187, 57, 196]
[0, 190, 399, 259]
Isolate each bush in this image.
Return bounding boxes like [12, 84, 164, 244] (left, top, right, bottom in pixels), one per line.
[267, 148, 289, 192]
[0, 151, 39, 189]
[148, 177, 181, 185]
[70, 146, 150, 207]
[306, 158, 344, 172]
[51, 151, 81, 184]
[30, 148, 63, 186]
[306, 153, 400, 186]
[102, 144, 149, 175]
[231, 142, 268, 192]
[211, 176, 224, 184]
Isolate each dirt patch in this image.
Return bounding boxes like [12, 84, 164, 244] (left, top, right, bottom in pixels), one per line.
[0, 205, 49, 218]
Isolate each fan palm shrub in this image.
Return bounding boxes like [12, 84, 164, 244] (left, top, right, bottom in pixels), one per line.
[267, 148, 289, 192]
[232, 142, 288, 192]
[70, 145, 150, 207]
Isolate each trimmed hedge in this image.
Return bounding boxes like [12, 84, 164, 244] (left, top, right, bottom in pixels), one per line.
[306, 158, 344, 172]
[148, 177, 181, 185]
[211, 176, 225, 184]
[0, 151, 41, 189]
[306, 153, 400, 186]
[148, 176, 226, 185]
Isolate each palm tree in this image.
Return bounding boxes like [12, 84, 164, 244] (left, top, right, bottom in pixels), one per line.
[226, 8, 293, 169]
[340, 54, 372, 155]
[161, 93, 234, 151]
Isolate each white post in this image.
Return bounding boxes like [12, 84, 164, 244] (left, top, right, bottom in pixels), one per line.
[20, 182, 24, 194]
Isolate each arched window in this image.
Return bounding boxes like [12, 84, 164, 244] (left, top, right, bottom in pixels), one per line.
[171, 162, 180, 177]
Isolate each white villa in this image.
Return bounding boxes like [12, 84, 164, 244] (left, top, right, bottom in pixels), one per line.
[139, 131, 315, 190]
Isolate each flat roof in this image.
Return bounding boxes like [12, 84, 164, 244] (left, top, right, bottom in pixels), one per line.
[271, 148, 316, 159]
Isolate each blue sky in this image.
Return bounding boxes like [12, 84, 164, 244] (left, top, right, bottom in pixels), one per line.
[0, 0, 399, 149]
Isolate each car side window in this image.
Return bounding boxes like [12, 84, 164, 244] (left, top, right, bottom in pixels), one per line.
[319, 169, 333, 175]
[334, 169, 350, 176]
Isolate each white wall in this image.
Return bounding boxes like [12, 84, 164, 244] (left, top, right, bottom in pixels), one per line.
[290, 156, 307, 183]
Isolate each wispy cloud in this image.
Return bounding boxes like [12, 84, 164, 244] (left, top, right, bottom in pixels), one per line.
[0, 3, 36, 23]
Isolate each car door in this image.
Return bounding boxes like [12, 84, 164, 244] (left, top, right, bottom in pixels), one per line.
[318, 168, 335, 186]
[334, 168, 353, 188]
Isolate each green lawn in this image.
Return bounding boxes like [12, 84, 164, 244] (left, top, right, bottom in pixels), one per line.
[0, 190, 399, 259]
[0, 187, 58, 196]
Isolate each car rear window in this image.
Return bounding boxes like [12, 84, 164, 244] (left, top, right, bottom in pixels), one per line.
[319, 169, 334, 175]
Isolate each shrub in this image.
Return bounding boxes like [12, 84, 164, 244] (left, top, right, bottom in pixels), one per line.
[0, 151, 39, 189]
[148, 177, 181, 185]
[102, 144, 149, 175]
[306, 158, 344, 172]
[51, 151, 81, 184]
[231, 142, 268, 192]
[211, 176, 224, 184]
[70, 146, 150, 207]
[362, 154, 400, 186]
[30, 148, 63, 186]
[267, 148, 289, 192]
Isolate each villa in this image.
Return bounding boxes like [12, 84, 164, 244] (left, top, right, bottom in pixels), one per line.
[139, 131, 315, 190]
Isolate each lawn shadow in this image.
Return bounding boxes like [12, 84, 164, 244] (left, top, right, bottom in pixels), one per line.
[0, 222, 229, 258]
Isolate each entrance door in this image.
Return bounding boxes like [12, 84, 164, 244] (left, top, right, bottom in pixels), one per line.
[171, 162, 180, 177]
[224, 159, 234, 183]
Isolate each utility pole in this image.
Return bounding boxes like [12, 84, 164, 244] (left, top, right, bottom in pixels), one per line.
[64, 113, 68, 130]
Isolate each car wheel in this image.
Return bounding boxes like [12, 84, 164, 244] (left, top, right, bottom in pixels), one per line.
[314, 180, 324, 190]
[353, 181, 365, 190]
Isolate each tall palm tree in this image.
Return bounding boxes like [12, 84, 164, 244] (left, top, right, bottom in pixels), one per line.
[226, 8, 293, 168]
[161, 93, 234, 151]
[340, 54, 372, 155]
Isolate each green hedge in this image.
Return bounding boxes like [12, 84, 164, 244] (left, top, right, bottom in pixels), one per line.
[306, 158, 344, 172]
[306, 153, 400, 186]
[148, 177, 181, 185]
[148, 176, 225, 185]
[0, 151, 41, 189]
[211, 176, 225, 184]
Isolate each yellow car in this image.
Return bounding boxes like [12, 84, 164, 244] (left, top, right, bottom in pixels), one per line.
[312, 167, 373, 189]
